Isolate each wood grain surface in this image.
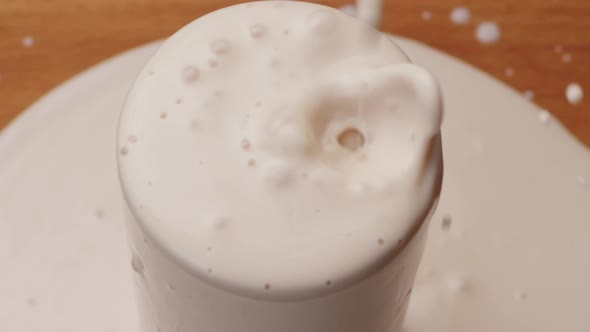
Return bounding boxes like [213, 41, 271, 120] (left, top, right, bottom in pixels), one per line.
[0, 0, 588, 146]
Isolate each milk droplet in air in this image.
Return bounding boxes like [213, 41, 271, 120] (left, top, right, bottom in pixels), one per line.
[450, 6, 471, 24]
[476, 22, 500, 44]
[505, 68, 514, 77]
[421, 11, 432, 21]
[566, 83, 583, 105]
[562, 53, 572, 63]
[22, 36, 34, 48]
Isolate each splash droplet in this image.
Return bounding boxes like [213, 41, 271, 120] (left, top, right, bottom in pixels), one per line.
[450, 6, 471, 24]
[119, 146, 129, 156]
[566, 82, 583, 105]
[128, 135, 137, 143]
[421, 10, 432, 21]
[476, 22, 500, 44]
[22, 36, 34, 48]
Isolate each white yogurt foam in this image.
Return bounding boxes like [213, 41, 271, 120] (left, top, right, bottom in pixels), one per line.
[118, 1, 442, 299]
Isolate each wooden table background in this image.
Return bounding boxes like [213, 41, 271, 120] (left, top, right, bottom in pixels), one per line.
[1, 0, 588, 146]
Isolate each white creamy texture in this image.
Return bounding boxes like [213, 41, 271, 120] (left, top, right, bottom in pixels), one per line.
[118, 1, 442, 299]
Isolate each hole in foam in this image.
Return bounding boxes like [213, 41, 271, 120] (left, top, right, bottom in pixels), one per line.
[337, 127, 365, 151]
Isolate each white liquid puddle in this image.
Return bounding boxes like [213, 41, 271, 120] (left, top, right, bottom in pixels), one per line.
[566, 83, 584, 105]
[450, 6, 471, 25]
[475, 22, 500, 44]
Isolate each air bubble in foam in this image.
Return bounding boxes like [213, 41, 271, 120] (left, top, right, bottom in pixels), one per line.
[444, 275, 469, 293]
[265, 161, 293, 188]
[27, 297, 37, 307]
[94, 209, 105, 219]
[441, 214, 452, 231]
[347, 182, 367, 195]
[307, 10, 336, 33]
[513, 289, 528, 301]
[476, 22, 500, 44]
[208, 216, 229, 231]
[131, 253, 145, 276]
[241, 138, 251, 150]
[182, 66, 200, 84]
[450, 6, 471, 24]
[577, 176, 588, 188]
[208, 59, 219, 68]
[210, 39, 230, 55]
[250, 24, 266, 38]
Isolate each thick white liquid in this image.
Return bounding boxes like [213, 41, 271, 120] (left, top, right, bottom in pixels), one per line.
[118, 0, 442, 302]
